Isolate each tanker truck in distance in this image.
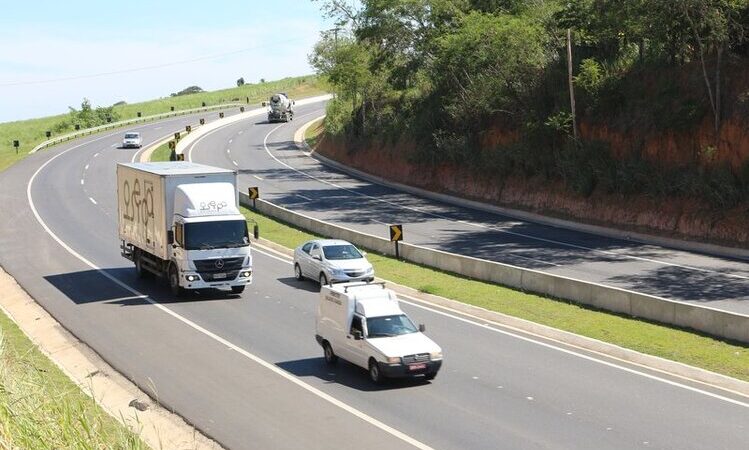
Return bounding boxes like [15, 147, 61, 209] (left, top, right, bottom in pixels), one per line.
[263, 92, 294, 122]
[117, 162, 253, 296]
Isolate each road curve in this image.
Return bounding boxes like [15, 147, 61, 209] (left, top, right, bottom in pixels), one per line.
[186, 101, 749, 316]
[0, 101, 747, 450]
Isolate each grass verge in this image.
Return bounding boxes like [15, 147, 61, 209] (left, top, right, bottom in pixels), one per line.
[241, 205, 749, 382]
[150, 142, 173, 162]
[0, 75, 329, 173]
[0, 310, 147, 449]
[304, 118, 325, 149]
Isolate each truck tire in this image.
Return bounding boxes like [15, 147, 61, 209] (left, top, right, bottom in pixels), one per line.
[168, 264, 185, 297]
[368, 358, 383, 384]
[231, 285, 245, 294]
[323, 341, 338, 364]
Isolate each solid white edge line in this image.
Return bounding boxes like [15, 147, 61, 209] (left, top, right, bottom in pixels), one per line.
[26, 137, 433, 450]
[249, 244, 749, 408]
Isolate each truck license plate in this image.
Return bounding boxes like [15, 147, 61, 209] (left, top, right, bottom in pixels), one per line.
[409, 363, 427, 371]
[213, 273, 227, 279]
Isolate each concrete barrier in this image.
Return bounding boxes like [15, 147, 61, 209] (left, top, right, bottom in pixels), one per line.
[239, 194, 749, 344]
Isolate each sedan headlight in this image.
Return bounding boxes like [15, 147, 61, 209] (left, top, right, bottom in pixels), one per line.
[386, 356, 401, 364]
[430, 351, 443, 360]
[330, 268, 345, 275]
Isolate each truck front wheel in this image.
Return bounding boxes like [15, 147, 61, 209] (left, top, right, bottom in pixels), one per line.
[168, 264, 185, 297]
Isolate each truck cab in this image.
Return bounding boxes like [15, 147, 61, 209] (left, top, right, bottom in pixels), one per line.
[315, 282, 443, 383]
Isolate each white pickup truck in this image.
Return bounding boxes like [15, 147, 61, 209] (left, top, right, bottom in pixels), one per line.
[117, 162, 253, 296]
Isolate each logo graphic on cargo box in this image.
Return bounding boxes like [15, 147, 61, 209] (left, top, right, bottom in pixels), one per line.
[122, 179, 155, 226]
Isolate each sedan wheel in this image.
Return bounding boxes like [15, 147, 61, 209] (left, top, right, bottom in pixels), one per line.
[294, 263, 304, 281]
[319, 273, 329, 286]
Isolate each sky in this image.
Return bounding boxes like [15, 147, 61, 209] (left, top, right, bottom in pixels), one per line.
[0, 0, 334, 123]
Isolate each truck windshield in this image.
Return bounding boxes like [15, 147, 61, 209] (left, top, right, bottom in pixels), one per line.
[184, 220, 249, 250]
[366, 315, 418, 338]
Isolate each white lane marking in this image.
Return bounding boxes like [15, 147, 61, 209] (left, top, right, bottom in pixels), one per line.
[238, 130, 243, 135]
[229, 139, 233, 144]
[226, 148, 231, 154]
[261, 120, 749, 282]
[253, 175, 263, 180]
[111, 144, 117, 148]
[26, 150, 432, 450]
[250, 245, 749, 407]
[296, 193, 313, 201]
[85, 164, 89, 170]
[80, 179, 84, 185]
[232, 160, 239, 167]
[89, 197, 97, 205]
[93, 152, 100, 158]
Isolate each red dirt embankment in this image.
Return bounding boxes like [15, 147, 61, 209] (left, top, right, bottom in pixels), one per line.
[317, 134, 749, 248]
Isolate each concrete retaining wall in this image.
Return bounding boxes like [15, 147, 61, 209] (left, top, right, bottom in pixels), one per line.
[239, 192, 749, 344]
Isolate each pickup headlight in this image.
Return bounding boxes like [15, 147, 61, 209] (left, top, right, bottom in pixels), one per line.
[386, 356, 401, 364]
[430, 351, 443, 360]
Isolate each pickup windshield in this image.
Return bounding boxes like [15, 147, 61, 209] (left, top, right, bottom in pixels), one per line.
[184, 220, 249, 250]
[366, 315, 418, 338]
[322, 244, 362, 260]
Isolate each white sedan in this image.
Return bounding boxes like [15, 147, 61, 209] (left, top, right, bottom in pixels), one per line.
[122, 132, 142, 148]
[293, 239, 374, 285]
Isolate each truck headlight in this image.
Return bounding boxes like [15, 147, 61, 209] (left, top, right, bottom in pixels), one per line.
[240, 270, 252, 278]
[185, 274, 200, 282]
[430, 352, 443, 360]
[386, 356, 401, 364]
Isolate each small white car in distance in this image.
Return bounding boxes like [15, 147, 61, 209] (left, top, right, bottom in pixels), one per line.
[293, 239, 374, 285]
[122, 132, 142, 148]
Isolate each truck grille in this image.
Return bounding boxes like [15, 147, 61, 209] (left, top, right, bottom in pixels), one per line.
[402, 353, 430, 364]
[194, 257, 244, 272]
[199, 271, 240, 282]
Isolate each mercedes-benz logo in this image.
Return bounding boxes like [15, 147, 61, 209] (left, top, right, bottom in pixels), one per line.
[214, 259, 225, 269]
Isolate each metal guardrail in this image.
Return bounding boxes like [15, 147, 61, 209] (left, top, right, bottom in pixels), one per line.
[29, 103, 244, 154]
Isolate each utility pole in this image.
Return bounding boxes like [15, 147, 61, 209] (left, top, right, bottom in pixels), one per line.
[567, 28, 578, 141]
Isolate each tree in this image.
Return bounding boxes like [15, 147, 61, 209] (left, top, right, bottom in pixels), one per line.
[237, 77, 245, 87]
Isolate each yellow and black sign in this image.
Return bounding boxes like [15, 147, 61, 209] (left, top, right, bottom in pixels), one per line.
[174, 132, 181, 141]
[176, 153, 185, 161]
[199, 118, 205, 125]
[185, 125, 192, 133]
[168, 140, 176, 150]
[219, 112, 225, 119]
[240, 106, 245, 113]
[389, 224, 403, 242]
[248, 187, 259, 200]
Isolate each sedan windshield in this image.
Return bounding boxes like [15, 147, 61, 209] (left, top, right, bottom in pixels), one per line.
[366, 315, 418, 338]
[322, 244, 362, 260]
[185, 220, 249, 250]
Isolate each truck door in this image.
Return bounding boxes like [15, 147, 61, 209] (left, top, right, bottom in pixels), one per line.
[345, 315, 368, 368]
[172, 221, 186, 267]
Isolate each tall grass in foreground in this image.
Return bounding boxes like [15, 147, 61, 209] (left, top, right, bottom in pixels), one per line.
[0, 314, 147, 449]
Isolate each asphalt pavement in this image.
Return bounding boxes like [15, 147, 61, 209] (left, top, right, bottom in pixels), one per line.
[0, 100, 747, 449]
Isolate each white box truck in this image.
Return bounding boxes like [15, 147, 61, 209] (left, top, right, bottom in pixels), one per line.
[117, 162, 253, 296]
[315, 282, 443, 384]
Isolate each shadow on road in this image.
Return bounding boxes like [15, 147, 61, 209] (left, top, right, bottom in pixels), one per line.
[276, 276, 320, 293]
[276, 357, 431, 391]
[44, 268, 242, 306]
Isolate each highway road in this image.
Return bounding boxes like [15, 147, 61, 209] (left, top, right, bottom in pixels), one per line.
[185, 102, 749, 316]
[0, 100, 747, 449]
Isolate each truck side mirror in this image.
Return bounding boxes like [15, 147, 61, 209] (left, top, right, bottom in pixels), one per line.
[352, 330, 362, 340]
[167, 230, 174, 245]
[418, 324, 426, 333]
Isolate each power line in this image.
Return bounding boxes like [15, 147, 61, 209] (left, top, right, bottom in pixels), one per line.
[0, 37, 308, 87]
